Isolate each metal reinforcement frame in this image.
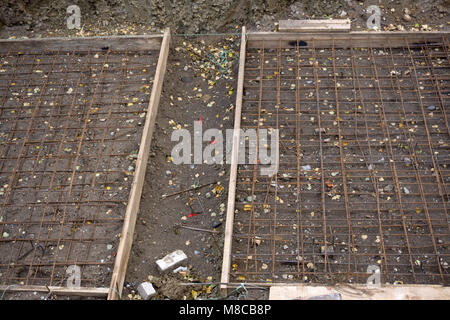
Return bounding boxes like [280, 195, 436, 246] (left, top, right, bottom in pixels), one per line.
[0, 29, 170, 299]
[221, 27, 450, 300]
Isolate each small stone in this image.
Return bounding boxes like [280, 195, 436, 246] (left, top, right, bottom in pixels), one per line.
[320, 245, 334, 256]
[212, 221, 222, 229]
[384, 185, 394, 192]
[137, 282, 156, 300]
[403, 14, 412, 22]
[427, 105, 437, 111]
[314, 128, 326, 135]
[173, 266, 188, 273]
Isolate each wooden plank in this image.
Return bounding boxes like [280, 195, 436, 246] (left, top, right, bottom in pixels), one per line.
[220, 27, 247, 295]
[107, 28, 171, 300]
[279, 19, 351, 32]
[0, 34, 162, 53]
[247, 31, 450, 48]
[269, 284, 450, 300]
[0, 285, 109, 297]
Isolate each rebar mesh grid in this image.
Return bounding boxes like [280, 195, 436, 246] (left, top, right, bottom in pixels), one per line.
[0, 46, 157, 288]
[230, 35, 450, 285]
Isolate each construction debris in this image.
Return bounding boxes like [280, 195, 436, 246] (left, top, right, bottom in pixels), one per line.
[137, 282, 157, 300]
[156, 250, 188, 272]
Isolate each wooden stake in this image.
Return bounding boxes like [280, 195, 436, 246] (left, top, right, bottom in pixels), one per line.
[220, 27, 247, 295]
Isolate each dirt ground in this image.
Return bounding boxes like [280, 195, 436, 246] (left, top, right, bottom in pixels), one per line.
[0, 0, 448, 301]
[0, 0, 449, 38]
[123, 35, 238, 300]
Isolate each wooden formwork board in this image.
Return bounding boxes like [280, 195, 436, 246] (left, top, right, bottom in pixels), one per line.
[0, 29, 170, 299]
[220, 27, 247, 294]
[0, 34, 163, 53]
[247, 31, 450, 49]
[108, 28, 171, 300]
[269, 284, 450, 300]
[278, 19, 351, 33]
[220, 29, 450, 298]
[0, 284, 109, 297]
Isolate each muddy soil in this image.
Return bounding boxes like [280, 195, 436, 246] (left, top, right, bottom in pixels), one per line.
[123, 35, 238, 300]
[0, 0, 448, 39]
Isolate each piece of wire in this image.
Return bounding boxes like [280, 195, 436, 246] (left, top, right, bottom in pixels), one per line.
[0, 285, 16, 300]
